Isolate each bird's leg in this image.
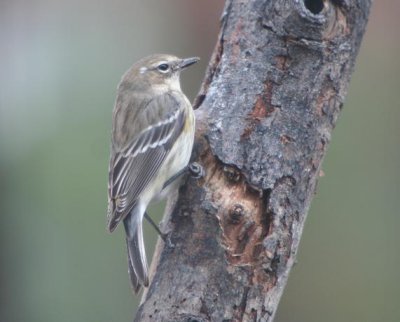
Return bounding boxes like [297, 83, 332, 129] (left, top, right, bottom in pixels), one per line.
[162, 167, 187, 190]
[150, 162, 204, 247]
[144, 212, 166, 241]
[162, 162, 205, 190]
[143, 212, 174, 247]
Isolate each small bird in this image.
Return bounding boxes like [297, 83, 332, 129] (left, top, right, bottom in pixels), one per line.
[107, 54, 199, 293]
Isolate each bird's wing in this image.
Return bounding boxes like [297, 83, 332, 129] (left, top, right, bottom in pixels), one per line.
[107, 92, 186, 231]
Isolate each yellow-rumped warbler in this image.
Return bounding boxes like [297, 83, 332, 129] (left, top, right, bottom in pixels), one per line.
[107, 54, 199, 293]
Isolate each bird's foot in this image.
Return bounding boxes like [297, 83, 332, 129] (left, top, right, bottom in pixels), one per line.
[188, 162, 205, 179]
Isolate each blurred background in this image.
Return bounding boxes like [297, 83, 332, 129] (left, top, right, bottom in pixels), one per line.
[0, 1, 398, 321]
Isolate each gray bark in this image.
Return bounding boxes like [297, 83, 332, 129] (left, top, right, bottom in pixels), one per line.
[135, 0, 371, 321]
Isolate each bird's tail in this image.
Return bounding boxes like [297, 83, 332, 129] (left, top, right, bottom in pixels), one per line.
[123, 203, 149, 292]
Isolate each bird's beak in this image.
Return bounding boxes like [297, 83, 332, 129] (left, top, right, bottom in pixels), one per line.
[179, 57, 200, 70]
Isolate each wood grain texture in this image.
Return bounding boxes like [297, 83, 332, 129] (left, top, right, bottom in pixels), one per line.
[135, 0, 371, 321]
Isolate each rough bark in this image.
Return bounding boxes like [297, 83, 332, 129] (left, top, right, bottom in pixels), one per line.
[135, 0, 371, 321]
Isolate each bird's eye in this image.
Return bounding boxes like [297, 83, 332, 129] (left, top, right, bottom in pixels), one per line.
[157, 63, 170, 73]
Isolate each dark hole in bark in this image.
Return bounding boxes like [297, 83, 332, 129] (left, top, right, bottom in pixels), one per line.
[304, 0, 324, 14]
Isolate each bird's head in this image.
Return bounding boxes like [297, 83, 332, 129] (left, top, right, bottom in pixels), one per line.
[121, 54, 199, 92]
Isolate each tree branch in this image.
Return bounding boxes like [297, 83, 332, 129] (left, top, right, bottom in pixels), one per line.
[135, 0, 371, 321]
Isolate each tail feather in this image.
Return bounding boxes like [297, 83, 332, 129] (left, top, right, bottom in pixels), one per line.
[126, 239, 141, 294]
[123, 205, 149, 289]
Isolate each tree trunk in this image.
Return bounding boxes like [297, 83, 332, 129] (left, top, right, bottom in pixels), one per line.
[135, 0, 371, 321]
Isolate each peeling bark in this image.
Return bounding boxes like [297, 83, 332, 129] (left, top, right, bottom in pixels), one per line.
[135, 0, 371, 321]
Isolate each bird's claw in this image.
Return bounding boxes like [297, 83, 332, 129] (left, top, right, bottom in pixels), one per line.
[188, 162, 205, 179]
[162, 233, 175, 248]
